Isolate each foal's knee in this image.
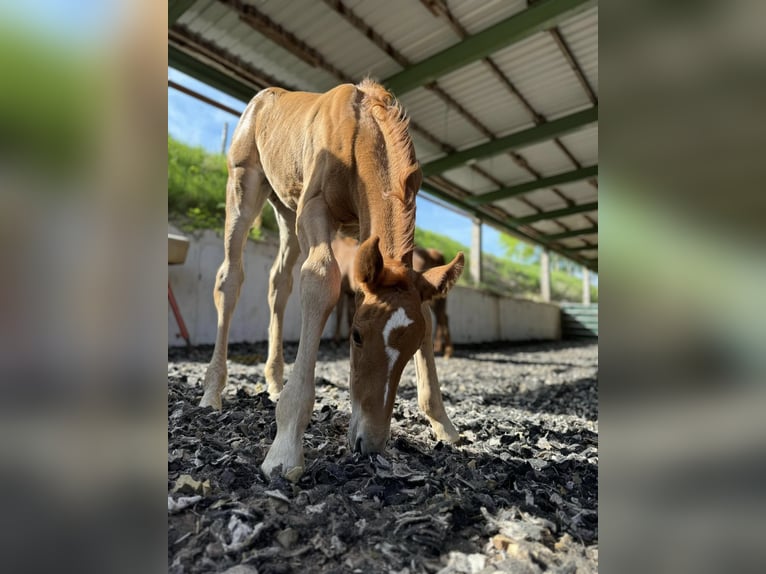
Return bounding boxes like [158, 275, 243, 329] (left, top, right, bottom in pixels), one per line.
[300, 256, 340, 315]
[215, 263, 244, 298]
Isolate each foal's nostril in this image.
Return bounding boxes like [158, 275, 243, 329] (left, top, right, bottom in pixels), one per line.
[354, 436, 363, 454]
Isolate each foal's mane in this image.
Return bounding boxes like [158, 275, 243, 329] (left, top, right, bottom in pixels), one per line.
[356, 78, 419, 262]
[357, 78, 419, 203]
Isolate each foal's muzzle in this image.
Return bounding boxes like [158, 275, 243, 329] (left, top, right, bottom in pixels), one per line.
[348, 417, 388, 455]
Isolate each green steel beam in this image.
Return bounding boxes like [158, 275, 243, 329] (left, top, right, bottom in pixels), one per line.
[568, 244, 598, 251]
[420, 181, 597, 271]
[169, 45, 255, 103]
[468, 165, 598, 204]
[545, 225, 598, 241]
[383, 0, 597, 95]
[510, 201, 598, 225]
[169, 0, 197, 25]
[421, 107, 597, 176]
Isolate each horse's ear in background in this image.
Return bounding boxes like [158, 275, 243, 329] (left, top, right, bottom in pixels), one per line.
[416, 252, 465, 302]
[355, 236, 384, 289]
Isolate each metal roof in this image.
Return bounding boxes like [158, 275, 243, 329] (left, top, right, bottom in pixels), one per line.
[169, 0, 598, 271]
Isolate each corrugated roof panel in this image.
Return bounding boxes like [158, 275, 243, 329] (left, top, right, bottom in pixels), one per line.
[473, 156, 531, 186]
[227, 24, 334, 91]
[557, 7, 598, 94]
[553, 180, 598, 204]
[557, 125, 598, 166]
[178, 3, 335, 92]
[489, 32, 591, 120]
[527, 220, 561, 235]
[179, 1, 228, 33]
[448, 0, 528, 34]
[514, 139, 576, 176]
[523, 189, 569, 211]
[252, 0, 402, 82]
[411, 134, 444, 165]
[495, 197, 541, 218]
[440, 167, 496, 195]
[557, 213, 597, 229]
[400, 88, 488, 151]
[343, 0, 458, 63]
[435, 60, 538, 138]
[200, 10, 241, 45]
[562, 238, 597, 250]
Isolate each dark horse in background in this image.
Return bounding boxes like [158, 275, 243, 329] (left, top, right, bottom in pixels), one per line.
[333, 237, 455, 358]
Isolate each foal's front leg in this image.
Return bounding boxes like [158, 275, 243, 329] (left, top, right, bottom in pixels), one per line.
[414, 302, 460, 443]
[261, 206, 340, 480]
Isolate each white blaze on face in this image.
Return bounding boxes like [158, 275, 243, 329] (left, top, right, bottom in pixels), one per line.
[381, 307, 413, 408]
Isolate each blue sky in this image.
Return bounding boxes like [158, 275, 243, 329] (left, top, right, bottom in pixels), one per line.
[168, 68, 509, 258]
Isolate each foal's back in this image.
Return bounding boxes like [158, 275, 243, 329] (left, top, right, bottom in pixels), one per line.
[229, 83, 369, 217]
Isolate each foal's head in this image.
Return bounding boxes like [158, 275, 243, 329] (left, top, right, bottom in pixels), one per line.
[347, 236, 463, 454]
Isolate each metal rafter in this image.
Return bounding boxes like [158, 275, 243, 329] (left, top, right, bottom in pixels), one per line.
[568, 244, 598, 251]
[421, 107, 598, 176]
[217, 0, 352, 82]
[545, 226, 598, 241]
[421, 0, 599, 248]
[511, 201, 598, 225]
[468, 166, 598, 205]
[420, 0, 596, 211]
[383, 0, 597, 95]
[549, 27, 598, 105]
[169, 26, 296, 99]
[168, 79, 242, 117]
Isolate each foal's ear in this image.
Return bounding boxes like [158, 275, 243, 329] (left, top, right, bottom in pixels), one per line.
[355, 236, 384, 288]
[416, 252, 465, 302]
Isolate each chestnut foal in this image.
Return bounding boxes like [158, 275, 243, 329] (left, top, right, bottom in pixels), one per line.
[200, 80, 463, 480]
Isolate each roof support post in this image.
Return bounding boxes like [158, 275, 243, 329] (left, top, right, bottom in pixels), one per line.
[540, 249, 551, 302]
[470, 218, 483, 286]
[582, 266, 591, 305]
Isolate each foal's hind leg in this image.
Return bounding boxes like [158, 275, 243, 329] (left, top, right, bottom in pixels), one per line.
[414, 301, 460, 443]
[263, 200, 300, 399]
[200, 165, 270, 409]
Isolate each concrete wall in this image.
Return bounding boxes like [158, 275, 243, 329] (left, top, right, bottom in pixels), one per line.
[168, 231, 561, 346]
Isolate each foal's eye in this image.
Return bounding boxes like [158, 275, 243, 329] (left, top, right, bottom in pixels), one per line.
[351, 328, 363, 346]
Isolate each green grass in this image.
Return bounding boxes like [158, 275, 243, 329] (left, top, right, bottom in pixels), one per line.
[169, 136, 596, 302]
[168, 135, 276, 239]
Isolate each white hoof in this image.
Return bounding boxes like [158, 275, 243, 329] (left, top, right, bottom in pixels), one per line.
[199, 392, 222, 411]
[261, 439, 304, 481]
[431, 418, 460, 444]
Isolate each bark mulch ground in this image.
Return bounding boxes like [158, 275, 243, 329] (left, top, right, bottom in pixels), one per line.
[168, 340, 598, 574]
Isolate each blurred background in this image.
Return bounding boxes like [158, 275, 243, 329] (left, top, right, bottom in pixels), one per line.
[0, 0, 764, 573]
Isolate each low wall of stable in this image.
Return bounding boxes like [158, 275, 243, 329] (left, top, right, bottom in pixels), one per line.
[168, 231, 561, 347]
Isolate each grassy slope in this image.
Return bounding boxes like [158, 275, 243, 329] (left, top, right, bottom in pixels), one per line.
[415, 228, 597, 303]
[168, 135, 276, 238]
[169, 136, 597, 302]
